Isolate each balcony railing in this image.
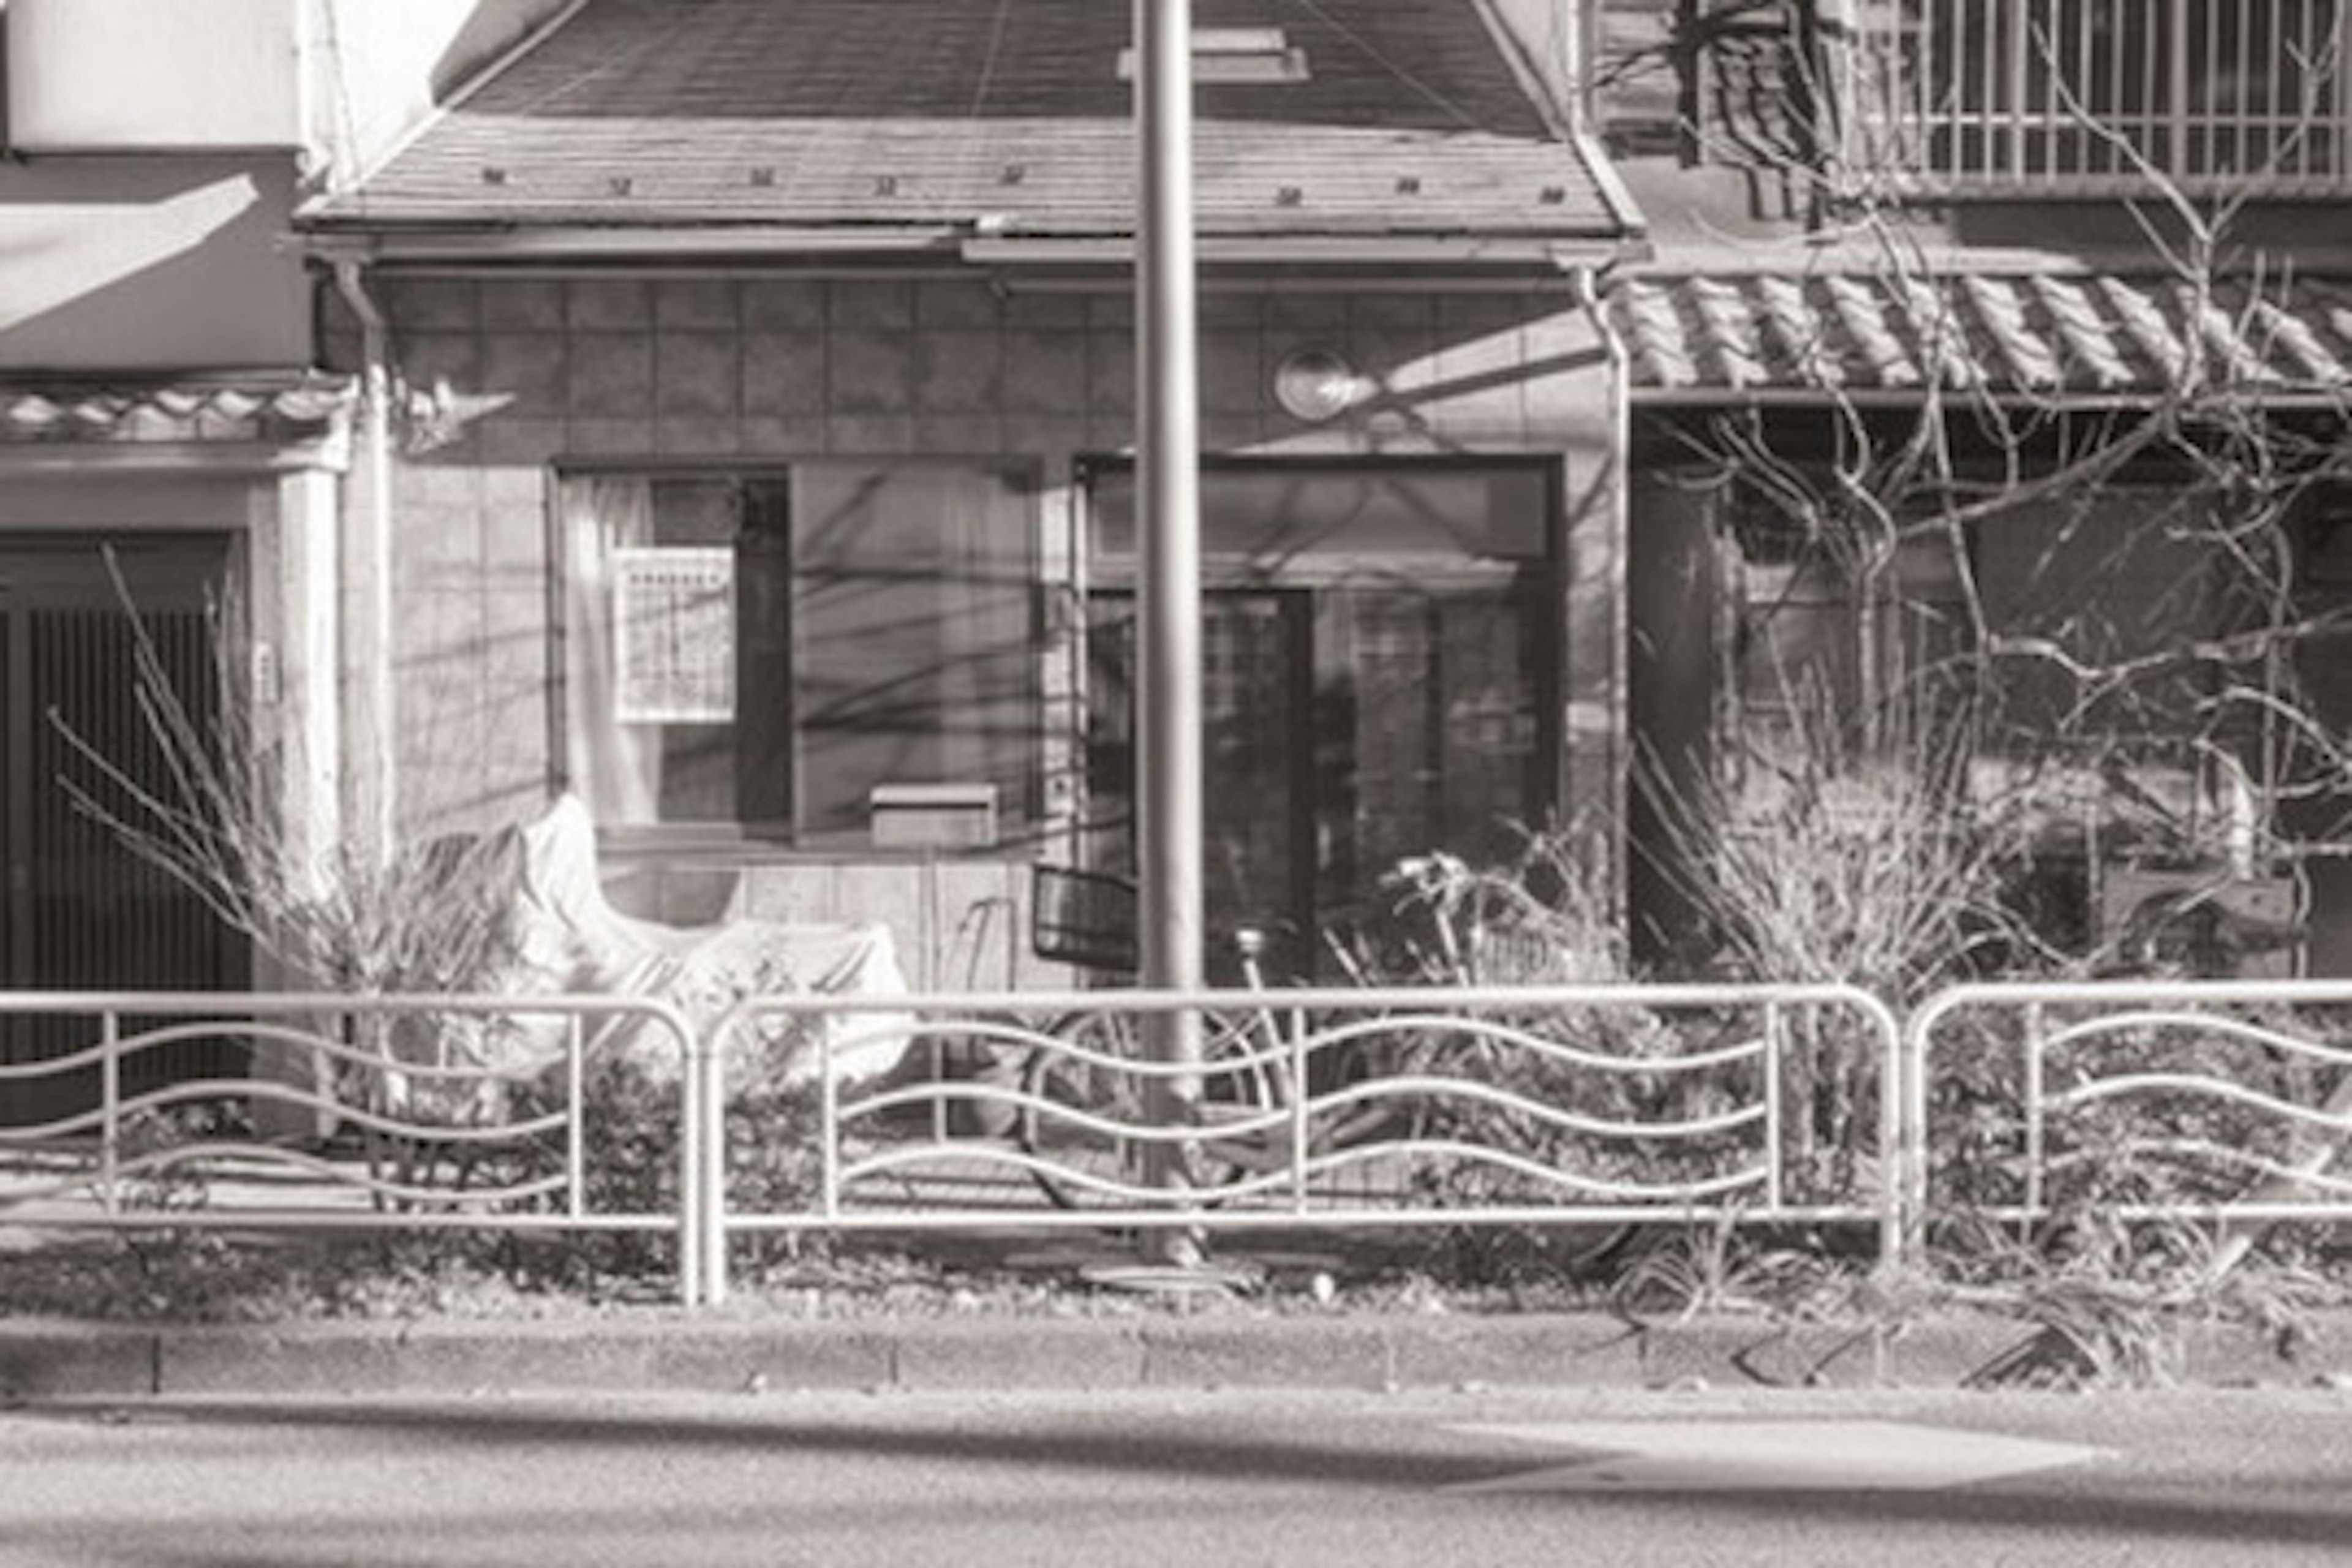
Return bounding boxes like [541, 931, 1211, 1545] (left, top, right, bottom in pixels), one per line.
[1847, 0, 2352, 194]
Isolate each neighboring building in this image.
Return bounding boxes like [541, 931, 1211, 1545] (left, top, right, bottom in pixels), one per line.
[1591, 0, 2352, 971]
[293, 0, 1645, 988]
[0, 0, 571, 1120]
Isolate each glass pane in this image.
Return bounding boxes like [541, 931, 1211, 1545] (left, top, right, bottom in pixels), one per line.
[642, 478, 742, 823]
[793, 463, 1036, 844]
[1973, 489, 2214, 746]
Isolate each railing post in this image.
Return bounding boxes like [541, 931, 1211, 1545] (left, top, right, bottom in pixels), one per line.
[701, 1008, 729, 1308]
[820, 1015, 842, 1224]
[1763, 1000, 1785, 1213]
[2022, 999, 2047, 1223]
[1896, 988, 1937, 1273]
[565, 1013, 586, 1219]
[1289, 1002, 1310, 1214]
[99, 1010, 121, 1216]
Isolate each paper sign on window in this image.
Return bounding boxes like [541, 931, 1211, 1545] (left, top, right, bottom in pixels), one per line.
[614, 546, 734, 723]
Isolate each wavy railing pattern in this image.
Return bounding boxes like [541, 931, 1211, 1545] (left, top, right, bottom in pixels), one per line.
[1907, 980, 2352, 1236]
[701, 981, 1902, 1300]
[0, 993, 707, 1303]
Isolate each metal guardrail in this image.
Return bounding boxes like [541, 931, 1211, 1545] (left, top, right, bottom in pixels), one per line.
[0, 992, 710, 1305]
[704, 982, 1904, 1307]
[15, 978, 2345, 1309]
[1903, 979, 2352, 1266]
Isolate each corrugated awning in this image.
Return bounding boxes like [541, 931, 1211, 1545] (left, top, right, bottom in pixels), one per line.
[0, 374, 355, 445]
[1610, 271, 2352, 396]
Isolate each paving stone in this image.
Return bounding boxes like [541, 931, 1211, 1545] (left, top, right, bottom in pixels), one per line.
[1390, 1314, 1645, 1390]
[1142, 1319, 1392, 1389]
[0, 1323, 156, 1398]
[892, 1319, 1144, 1390]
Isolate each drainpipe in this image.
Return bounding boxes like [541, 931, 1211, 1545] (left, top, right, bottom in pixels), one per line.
[332, 258, 399, 870]
[1570, 262, 1632, 922]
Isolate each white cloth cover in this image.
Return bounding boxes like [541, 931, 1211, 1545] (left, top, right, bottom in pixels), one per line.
[458, 794, 915, 1093]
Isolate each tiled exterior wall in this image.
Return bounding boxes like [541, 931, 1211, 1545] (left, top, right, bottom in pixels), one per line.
[323, 270, 1623, 982]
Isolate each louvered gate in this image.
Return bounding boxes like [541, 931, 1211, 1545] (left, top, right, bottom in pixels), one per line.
[1, 541, 249, 1127]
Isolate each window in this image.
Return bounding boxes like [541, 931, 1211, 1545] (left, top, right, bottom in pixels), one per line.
[1083, 462, 1559, 952]
[1724, 495, 1969, 756]
[1851, 0, 2352, 190]
[558, 463, 1036, 845]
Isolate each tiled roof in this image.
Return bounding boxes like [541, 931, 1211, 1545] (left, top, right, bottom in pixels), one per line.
[306, 0, 1626, 246]
[1610, 271, 2352, 395]
[0, 374, 355, 445]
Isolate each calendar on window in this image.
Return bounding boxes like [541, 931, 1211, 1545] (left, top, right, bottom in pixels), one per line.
[614, 546, 735, 722]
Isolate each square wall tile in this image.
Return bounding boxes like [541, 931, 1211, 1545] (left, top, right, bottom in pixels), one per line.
[481, 281, 566, 331]
[656, 414, 742, 455]
[829, 331, 916, 413]
[1002, 332, 1087, 414]
[913, 330, 1003, 412]
[1199, 328, 1263, 416]
[656, 331, 742, 420]
[826, 415, 916, 454]
[742, 330, 827, 417]
[401, 331, 482, 390]
[741, 415, 830, 456]
[831, 281, 915, 331]
[567, 280, 652, 332]
[482, 333, 568, 417]
[384, 278, 479, 331]
[654, 279, 739, 330]
[743, 279, 827, 329]
[916, 280, 1003, 328]
[568, 334, 655, 419]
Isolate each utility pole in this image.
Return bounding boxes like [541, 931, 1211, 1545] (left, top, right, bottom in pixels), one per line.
[1134, 0, 1205, 1219]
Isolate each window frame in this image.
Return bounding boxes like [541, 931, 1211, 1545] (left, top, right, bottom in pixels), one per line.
[549, 456, 1044, 853]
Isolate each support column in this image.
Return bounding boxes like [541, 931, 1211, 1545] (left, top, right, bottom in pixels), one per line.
[1136, 0, 1205, 1200]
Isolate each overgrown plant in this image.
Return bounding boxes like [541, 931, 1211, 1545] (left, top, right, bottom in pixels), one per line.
[46, 558, 516, 998]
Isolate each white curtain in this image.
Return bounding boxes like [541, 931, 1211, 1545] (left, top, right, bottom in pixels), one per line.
[560, 475, 662, 823]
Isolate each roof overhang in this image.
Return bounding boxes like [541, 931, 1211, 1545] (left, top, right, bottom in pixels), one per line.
[1611, 270, 2352, 404]
[0, 372, 356, 472]
[296, 224, 1640, 277]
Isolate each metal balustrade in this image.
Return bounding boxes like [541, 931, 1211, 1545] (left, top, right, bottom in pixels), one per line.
[1848, 0, 2352, 194]
[701, 983, 1904, 1307]
[1902, 979, 2352, 1264]
[9, 978, 2348, 1309]
[0, 992, 709, 1304]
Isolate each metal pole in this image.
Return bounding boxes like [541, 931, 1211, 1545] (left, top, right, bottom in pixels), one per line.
[1136, 0, 1205, 1205]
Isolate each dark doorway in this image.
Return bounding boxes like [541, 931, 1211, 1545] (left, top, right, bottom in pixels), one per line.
[0, 538, 250, 1127]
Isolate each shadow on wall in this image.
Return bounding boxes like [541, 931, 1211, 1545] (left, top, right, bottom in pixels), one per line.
[0, 163, 309, 370]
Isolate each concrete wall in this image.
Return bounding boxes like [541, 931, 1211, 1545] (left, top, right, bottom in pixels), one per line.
[326, 268, 1624, 987]
[7, 0, 305, 151]
[0, 158, 312, 370]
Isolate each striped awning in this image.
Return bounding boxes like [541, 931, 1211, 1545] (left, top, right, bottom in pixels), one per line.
[0, 374, 355, 445]
[1610, 271, 2352, 396]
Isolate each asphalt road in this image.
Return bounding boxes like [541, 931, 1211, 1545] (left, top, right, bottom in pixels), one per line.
[2, 1385, 2348, 1567]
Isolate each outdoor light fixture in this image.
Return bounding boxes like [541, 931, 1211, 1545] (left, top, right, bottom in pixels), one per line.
[1273, 347, 1364, 421]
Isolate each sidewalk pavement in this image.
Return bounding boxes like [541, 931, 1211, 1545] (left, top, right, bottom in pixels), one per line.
[7, 1305, 2349, 1402]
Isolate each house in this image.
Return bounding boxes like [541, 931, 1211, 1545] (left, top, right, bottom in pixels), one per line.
[1591, 0, 2352, 973]
[289, 0, 1646, 990]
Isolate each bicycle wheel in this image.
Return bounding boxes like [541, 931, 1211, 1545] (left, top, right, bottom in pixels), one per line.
[1019, 1009, 1277, 1209]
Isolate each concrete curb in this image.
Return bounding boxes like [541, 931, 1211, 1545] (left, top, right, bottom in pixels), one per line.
[5, 1310, 2347, 1399]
